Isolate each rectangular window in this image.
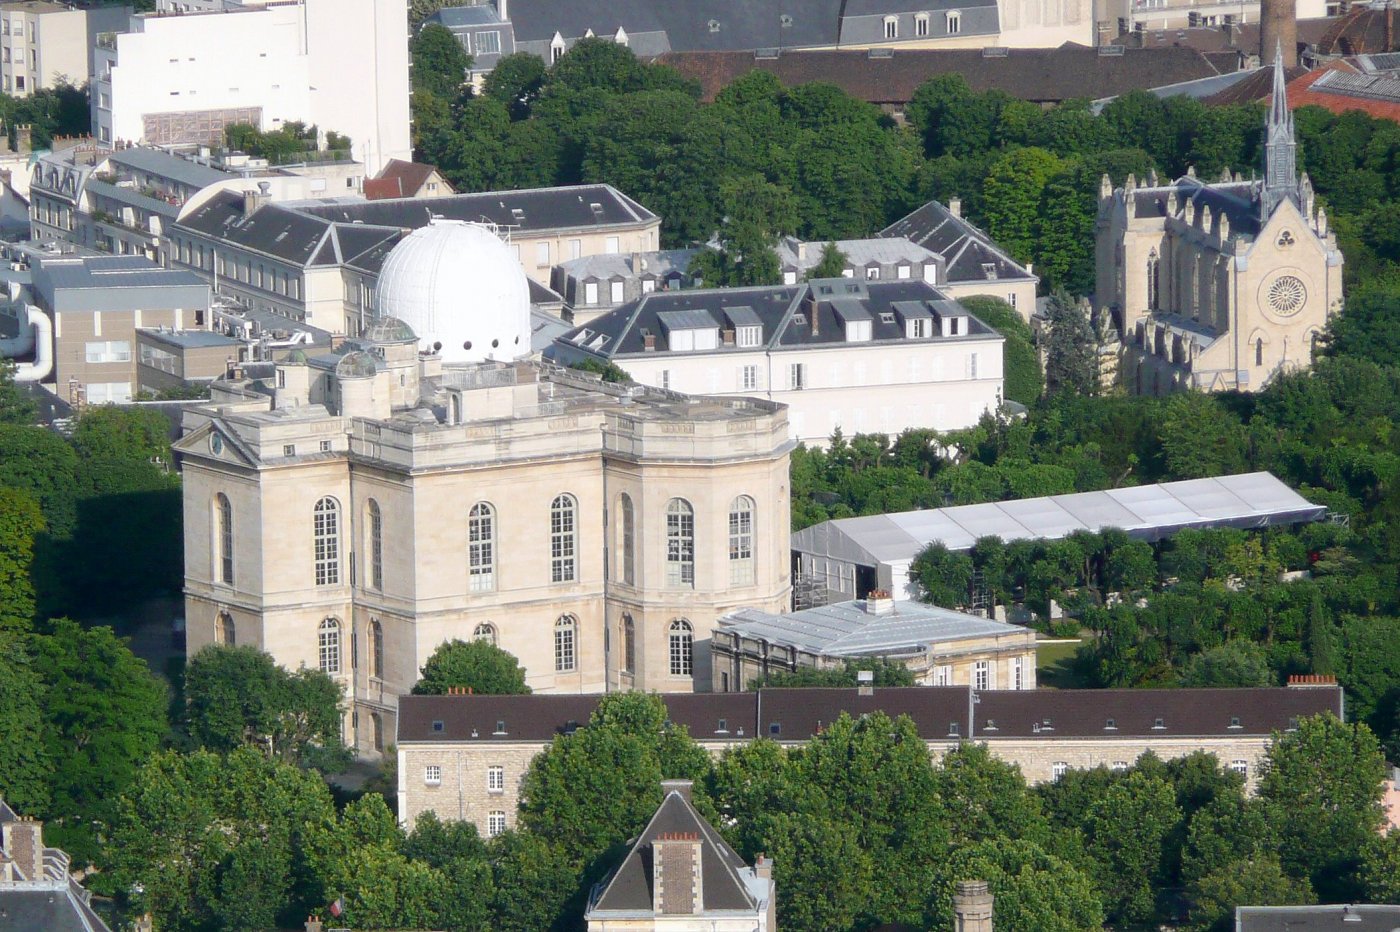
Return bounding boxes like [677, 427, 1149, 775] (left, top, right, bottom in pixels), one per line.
[475, 30, 501, 54]
[536, 241, 549, 267]
[583, 281, 598, 305]
[1052, 761, 1068, 781]
[974, 660, 990, 691]
[570, 239, 582, 259]
[1008, 292, 1017, 308]
[907, 318, 931, 339]
[85, 340, 132, 363]
[741, 365, 758, 390]
[736, 325, 762, 347]
[487, 765, 505, 792]
[469, 506, 495, 592]
[897, 263, 912, 279]
[969, 353, 979, 379]
[1012, 657, 1024, 690]
[660, 370, 670, 390]
[884, 16, 897, 38]
[934, 664, 952, 686]
[550, 499, 576, 583]
[488, 811, 506, 837]
[425, 765, 442, 786]
[610, 280, 624, 303]
[605, 235, 620, 254]
[319, 440, 331, 453]
[790, 363, 806, 390]
[85, 381, 133, 404]
[915, 15, 929, 35]
[641, 278, 656, 294]
[865, 265, 880, 280]
[1230, 759, 1249, 778]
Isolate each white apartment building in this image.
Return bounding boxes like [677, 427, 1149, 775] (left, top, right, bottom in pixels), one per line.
[547, 278, 1006, 446]
[0, 1, 128, 96]
[91, 0, 410, 173]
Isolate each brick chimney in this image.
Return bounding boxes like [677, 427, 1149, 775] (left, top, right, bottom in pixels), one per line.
[14, 124, 30, 155]
[954, 880, 994, 932]
[3, 817, 44, 882]
[642, 331, 656, 352]
[1287, 674, 1338, 687]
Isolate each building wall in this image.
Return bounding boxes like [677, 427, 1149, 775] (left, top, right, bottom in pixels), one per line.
[941, 281, 1039, 322]
[0, 4, 128, 97]
[612, 338, 1004, 446]
[51, 305, 195, 402]
[510, 224, 661, 287]
[399, 733, 1274, 835]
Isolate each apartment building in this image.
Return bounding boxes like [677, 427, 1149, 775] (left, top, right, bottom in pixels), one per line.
[0, 1, 128, 96]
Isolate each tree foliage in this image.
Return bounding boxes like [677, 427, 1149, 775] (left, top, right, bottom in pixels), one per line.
[412, 638, 532, 696]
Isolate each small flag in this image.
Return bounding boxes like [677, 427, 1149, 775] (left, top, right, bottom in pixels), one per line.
[329, 897, 344, 918]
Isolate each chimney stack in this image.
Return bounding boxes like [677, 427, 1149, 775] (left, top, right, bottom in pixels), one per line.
[948, 195, 962, 219]
[15, 124, 31, 155]
[652, 831, 703, 916]
[2, 817, 44, 883]
[954, 880, 995, 932]
[857, 669, 875, 697]
[661, 778, 694, 804]
[305, 917, 324, 932]
[1260, 0, 1298, 67]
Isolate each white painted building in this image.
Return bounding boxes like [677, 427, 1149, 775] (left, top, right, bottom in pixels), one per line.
[91, 0, 410, 174]
[547, 278, 1006, 446]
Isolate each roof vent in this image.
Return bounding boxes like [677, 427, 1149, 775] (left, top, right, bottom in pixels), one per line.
[708, 18, 720, 32]
[868, 47, 894, 59]
[780, 13, 793, 26]
[1099, 44, 1125, 55]
[981, 45, 1009, 57]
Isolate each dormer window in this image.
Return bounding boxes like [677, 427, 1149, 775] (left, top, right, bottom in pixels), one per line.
[884, 15, 898, 38]
[1153, 717, 1166, 730]
[947, 10, 962, 33]
[908, 318, 931, 338]
[1229, 716, 1242, 729]
[915, 13, 930, 35]
[716, 718, 728, 733]
[1104, 718, 1117, 730]
[736, 325, 762, 347]
[865, 265, 880, 280]
[984, 718, 997, 731]
[495, 720, 507, 734]
[948, 721, 960, 737]
[511, 208, 524, 222]
[658, 310, 720, 351]
[982, 262, 998, 280]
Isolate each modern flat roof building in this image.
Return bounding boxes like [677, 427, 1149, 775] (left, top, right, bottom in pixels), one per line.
[1236, 905, 1400, 930]
[713, 595, 1037, 692]
[395, 681, 1344, 835]
[792, 471, 1327, 600]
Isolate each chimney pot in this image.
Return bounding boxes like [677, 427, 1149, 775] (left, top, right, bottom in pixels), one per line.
[948, 196, 962, 218]
[643, 332, 657, 351]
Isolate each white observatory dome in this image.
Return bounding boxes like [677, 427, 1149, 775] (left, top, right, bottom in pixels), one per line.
[375, 220, 532, 364]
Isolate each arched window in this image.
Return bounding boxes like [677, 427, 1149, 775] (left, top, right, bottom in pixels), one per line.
[313, 497, 340, 586]
[665, 498, 695, 587]
[215, 611, 235, 646]
[550, 494, 577, 583]
[369, 618, 384, 679]
[618, 493, 635, 585]
[473, 622, 497, 646]
[370, 711, 384, 752]
[622, 614, 636, 674]
[215, 493, 233, 584]
[554, 615, 576, 672]
[883, 14, 898, 38]
[1146, 249, 1159, 310]
[366, 499, 383, 591]
[1255, 338, 1264, 367]
[669, 619, 693, 676]
[469, 502, 495, 591]
[946, 10, 961, 33]
[729, 496, 755, 585]
[318, 618, 341, 674]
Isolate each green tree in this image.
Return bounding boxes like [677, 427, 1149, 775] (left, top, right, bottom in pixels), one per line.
[0, 359, 37, 424]
[412, 638, 531, 695]
[0, 486, 42, 633]
[1360, 831, 1400, 903]
[753, 657, 914, 688]
[935, 742, 1052, 847]
[1187, 856, 1314, 932]
[0, 424, 78, 538]
[183, 645, 350, 770]
[1082, 769, 1181, 925]
[981, 146, 1064, 263]
[1041, 289, 1098, 396]
[936, 838, 1106, 931]
[1259, 714, 1388, 900]
[689, 174, 799, 286]
[487, 830, 578, 932]
[806, 241, 848, 280]
[410, 24, 471, 100]
[106, 747, 336, 931]
[910, 541, 974, 607]
[0, 632, 51, 813]
[29, 618, 167, 862]
[1158, 391, 1249, 480]
[1180, 640, 1274, 687]
[483, 52, 548, 120]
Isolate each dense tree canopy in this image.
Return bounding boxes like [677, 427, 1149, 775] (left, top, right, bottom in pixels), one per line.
[412, 638, 532, 696]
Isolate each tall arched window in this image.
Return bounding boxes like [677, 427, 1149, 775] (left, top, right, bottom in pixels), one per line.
[665, 498, 695, 587]
[622, 614, 636, 674]
[370, 711, 384, 752]
[1146, 249, 1159, 310]
[554, 615, 576, 672]
[618, 493, 635, 585]
[474, 622, 497, 646]
[215, 493, 233, 584]
[318, 618, 341, 674]
[1255, 338, 1264, 367]
[313, 497, 340, 586]
[729, 496, 755, 585]
[669, 619, 693, 676]
[366, 499, 383, 591]
[215, 611, 235, 646]
[550, 494, 577, 583]
[369, 618, 384, 679]
[469, 502, 495, 591]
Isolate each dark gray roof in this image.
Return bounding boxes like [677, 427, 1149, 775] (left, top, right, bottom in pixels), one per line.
[38, 255, 205, 290]
[1130, 177, 1263, 236]
[138, 328, 243, 349]
[1236, 905, 1400, 930]
[549, 279, 997, 360]
[397, 684, 1344, 744]
[178, 194, 337, 266]
[430, 4, 502, 26]
[84, 179, 182, 219]
[295, 183, 656, 233]
[0, 888, 111, 932]
[590, 791, 757, 915]
[107, 147, 231, 190]
[881, 200, 1036, 285]
[508, 0, 667, 42]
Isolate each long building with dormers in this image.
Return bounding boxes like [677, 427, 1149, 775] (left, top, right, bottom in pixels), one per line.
[174, 222, 792, 758]
[1094, 54, 1344, 395]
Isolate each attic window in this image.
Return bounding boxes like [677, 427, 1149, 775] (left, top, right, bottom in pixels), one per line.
[1229, 716, 1242, 729]
[1104, 718, 1117, 730]
[948, 721, 960, 737]
[982, 262, 999, 280]
[708, 18, 720, 32]
[432, 720, 444, 732]
[716, 718, 728, 733]
[780, 14, 793, 26]
[736, 324, 762, 347]
[1287, 716, 1299, 731]
[511, 208, 524, 221]
[983, 718, 997, 731]
[879, 311, 896, 324]
[494, 720, 507, 735]
[769, 722, 781, 736]
[1153, 717, 1166, 730]
[564, 720, 579, 734]
[792, 312, 807, 325]
[1040, 718, 1054, 731]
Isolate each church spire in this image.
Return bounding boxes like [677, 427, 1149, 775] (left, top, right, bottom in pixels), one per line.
[1261, 42, 1299, 218]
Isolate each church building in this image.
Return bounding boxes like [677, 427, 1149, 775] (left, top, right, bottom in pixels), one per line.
[174, 220, 792, 757]
[1094, 53, 1344, 395]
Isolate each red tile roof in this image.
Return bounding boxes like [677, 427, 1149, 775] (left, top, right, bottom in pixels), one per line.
[366, 158, 451, 200]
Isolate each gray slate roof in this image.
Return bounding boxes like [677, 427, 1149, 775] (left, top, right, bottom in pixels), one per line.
[0, 888, 110, 932]
[295, 183, 656, 233]
[107, 146, 231, 190]
[558, 248, 697, 282]
[881, 200, 1036, 285]
[589, 790, 759, 916]
[721, 599, 1025, 657]
[1236, 905, 1400, 931]
[549, 279, 996, 360]
[1130, 177, 1264, 237]
[792, 472, 1326, 565]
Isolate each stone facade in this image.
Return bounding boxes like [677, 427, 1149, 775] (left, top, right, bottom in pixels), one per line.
[176, 327, 793, 757]
[1095, 57, 1344, 395]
